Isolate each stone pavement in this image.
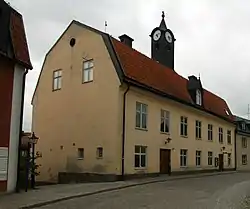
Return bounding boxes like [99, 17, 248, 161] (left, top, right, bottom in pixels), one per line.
[0, 171, 236, 209]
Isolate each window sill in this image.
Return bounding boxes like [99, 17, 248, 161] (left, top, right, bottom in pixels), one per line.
[96, 157, 103, 160]
[227, 143, 232, 145]
[180, 166, 188, 169]
[207, 140, 213, 142]
[52, 88, 61, 92]
[180, 135, 188, 138]
[135, 127, 148, 132]
[134, 167, 147, 170]
[77, 158, 84, 160]
[82, 80, 93, 84]
[196, 138, 202, 140]
[160, 132, 170, 135]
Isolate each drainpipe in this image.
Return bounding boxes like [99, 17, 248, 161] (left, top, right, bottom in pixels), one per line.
[121, 85, 130, 180]
[16, 68, 28, 192]
[234, 128, 237, 171]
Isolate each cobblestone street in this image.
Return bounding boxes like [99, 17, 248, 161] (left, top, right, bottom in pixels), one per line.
[37, 173, 250, 209]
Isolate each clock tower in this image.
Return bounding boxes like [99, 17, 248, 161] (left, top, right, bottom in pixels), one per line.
[151, 11, 175, 70]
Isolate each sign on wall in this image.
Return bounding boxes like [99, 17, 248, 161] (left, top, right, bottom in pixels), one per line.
[0, 147, 8, 180]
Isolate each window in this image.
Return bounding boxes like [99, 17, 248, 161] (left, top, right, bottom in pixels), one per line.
[53, 70, 62, 90]
[77, 148, 84, 159]
[180, 149, 188, 167]
[219, 127, 223, 143]
[242, 137, 247, 148]
[136, 102, 147, 129]
[208, 152, 213, 166]
[228, 153, 231, 166]
[134, 146, 147, 168]
[160, 110, 169, 133]
[83, 60, 94, 83]
[196, 90, 202, 105]
[0, 148, 8, 180]
[242, 123, 246, 130]
[195, 120, 202, 139]
[96, 147, 103, 158]
[227, 130, 232, 144]
[196, 151, 201, 167]
[180, 116, 188, 136]
[208, 124, 213, 141]
[242, 154, 247, 165]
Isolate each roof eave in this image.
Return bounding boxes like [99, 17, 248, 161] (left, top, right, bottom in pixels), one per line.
[124, 77, 235, 125]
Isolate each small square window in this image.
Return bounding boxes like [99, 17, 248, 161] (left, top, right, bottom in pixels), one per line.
[97, 147, 103, 159]
[77, 148, 84, 159]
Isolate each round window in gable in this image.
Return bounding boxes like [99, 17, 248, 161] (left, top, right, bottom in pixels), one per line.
[70, 38, 76, 47]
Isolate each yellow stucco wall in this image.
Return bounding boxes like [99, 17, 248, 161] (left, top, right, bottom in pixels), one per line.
[32, 22, 123, 182]
[123, 86, 235, 174]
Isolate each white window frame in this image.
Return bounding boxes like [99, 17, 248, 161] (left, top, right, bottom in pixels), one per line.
[134, 146, 147, 168]
[136, 102, 148, 129]
[242, 123, 246, 130]
[180, 149, 188, 167]
[53, 70, 62, 91]
[219, 127, 223, 143]
[227, 130, 232, 144]
[160, 109, 170, 133]
[83, 59, 94, 83]
[196, 90, 202, 105]
[208, 124, 213, 141]
[242, 154, 247, 165]
[196, 150, 201, 167]
[242, 137, 247, 148]
[195, 120, 202, 139]
[208, 151, 213, 166]
[180, 116, 188, 137]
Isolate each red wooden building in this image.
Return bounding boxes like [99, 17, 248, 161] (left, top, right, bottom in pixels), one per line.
[0, 1, 32, 192]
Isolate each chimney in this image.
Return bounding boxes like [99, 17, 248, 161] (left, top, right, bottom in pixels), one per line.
[119, 34, 134, 48]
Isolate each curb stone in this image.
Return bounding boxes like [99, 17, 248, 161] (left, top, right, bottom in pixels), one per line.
[20, 171, 236, 209]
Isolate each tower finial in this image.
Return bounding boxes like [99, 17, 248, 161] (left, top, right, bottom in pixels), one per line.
[162, 11, 165, 19]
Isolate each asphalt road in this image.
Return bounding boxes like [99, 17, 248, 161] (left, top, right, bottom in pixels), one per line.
[38, 173, 250, 209]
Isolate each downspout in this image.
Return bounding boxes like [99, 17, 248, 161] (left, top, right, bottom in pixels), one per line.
[121, 85, 130, 180]
[234, 128, 237, 171]
[16, 68, 28, 192]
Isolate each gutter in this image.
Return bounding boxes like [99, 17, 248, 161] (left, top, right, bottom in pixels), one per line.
[15, 68, 28, 192]
[121, 85, 130, 180]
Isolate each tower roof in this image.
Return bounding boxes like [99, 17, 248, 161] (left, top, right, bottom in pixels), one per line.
[159, 11, 167, 30]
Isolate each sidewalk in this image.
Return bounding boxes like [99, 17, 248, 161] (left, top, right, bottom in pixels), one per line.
[0, 171, 236, 209]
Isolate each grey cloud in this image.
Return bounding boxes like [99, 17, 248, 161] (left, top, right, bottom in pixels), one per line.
[8, 0, 250, 130]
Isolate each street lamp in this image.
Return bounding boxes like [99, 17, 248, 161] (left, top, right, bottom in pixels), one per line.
[27, 132, 39, 191]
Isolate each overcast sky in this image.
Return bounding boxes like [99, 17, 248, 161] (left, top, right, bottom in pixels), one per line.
[8, 0, 250, 131]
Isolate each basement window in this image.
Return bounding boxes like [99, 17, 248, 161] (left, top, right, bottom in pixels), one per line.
[77, 148, 84, 160]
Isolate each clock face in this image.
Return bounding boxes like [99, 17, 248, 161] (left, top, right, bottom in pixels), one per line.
[153, 30, 162, 41]
[165, 31, 172, 43]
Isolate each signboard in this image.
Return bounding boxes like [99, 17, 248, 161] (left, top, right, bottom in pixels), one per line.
[0, 147, 8, 180]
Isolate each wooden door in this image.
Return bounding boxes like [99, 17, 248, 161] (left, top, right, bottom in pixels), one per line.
[219, 154, 224, 171]
[160, 149, 171, 174]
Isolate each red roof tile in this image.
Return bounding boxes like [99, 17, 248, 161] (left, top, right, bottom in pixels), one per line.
[112, 38, 234, 122]
[9, 10, 32, 69]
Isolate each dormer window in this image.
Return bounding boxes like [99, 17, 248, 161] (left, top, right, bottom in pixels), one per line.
[196, 90, 202, 105]
[242, 123, 246, 130]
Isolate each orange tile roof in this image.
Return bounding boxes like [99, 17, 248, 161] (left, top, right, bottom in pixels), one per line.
[9, 10, 32, 69]
[112, 38, 234, 122]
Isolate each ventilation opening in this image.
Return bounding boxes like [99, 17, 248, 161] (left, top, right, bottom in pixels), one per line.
[70, 38, 76, 47]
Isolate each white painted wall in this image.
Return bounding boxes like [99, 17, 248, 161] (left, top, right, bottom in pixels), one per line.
[7, 64, 25, 192]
